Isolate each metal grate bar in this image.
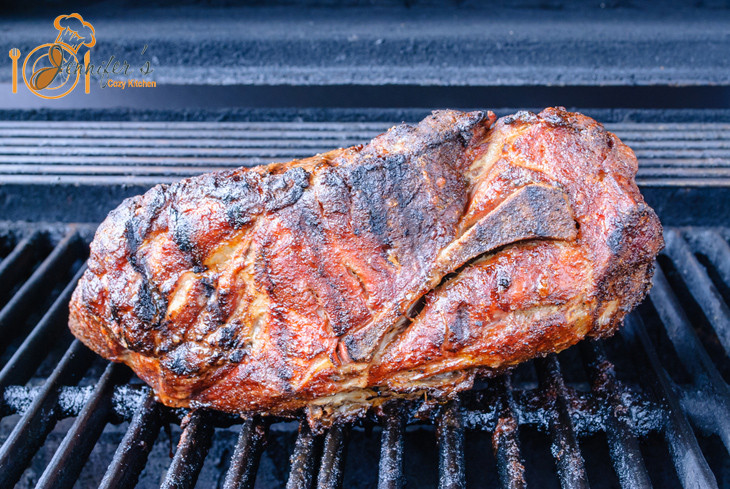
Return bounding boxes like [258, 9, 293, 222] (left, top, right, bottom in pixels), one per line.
[316, 423, 350, 489]
[0, 134, 374, 145]
[0, 339, 95, 488]
[0, 266, 86, 389]
[637, 160, 730, 169]
[34, 362, 131, 489]
[663, 229, 730, 356]
[0, 230, 80, 346]
[0, 155, 317, 166]
[0, 121, 727, 130]
[287, 420, 322, 489]
[3, 136, 730, 149]
[0, 164, 258, 177]
[534, 355, 590, 489]
[649, 267, 730, 451]
[0, 137, 369, 148]
[0, 126, 383, 135]
[684, 229, 730, 298]
[491, 375, 527, 489]
[622, 314, 718, 489]
[633, 149, 730, 160]
[628, 140, 730, 149]
[0, 150, 342, 163]
[0, 122, 391, 131]
[378, 406, 406, 489]
[617, 134, 730, 142]
[160, 410, 216, 489]
[222, 417, 269, 489]
[581, 341, 652, 489]
[0, 231, 41, 301]
[0, 145, 361, 157]
[99, 390, 164, 489]
[0, 120, 725, 131]
[638, 168, 730, 179]
[436, 400, 466, 489]
[650, 266, 729, 385]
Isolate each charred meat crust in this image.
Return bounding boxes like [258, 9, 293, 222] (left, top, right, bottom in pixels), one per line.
[68, 107, 663, 419]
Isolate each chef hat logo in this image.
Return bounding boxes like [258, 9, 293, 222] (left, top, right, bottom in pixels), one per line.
[53, 13, 96, 54]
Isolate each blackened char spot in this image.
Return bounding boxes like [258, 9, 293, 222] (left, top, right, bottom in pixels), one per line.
[124, 220, 143, 273]
[277, 365, 294, 394]
[294, 191, 325, 237]
[502, 111, 538, 125]
[229, 349, 245, 363]
[329, 310, 352, 337]
[348, 153, 422, 249]
[446, 303, 471, 350]
[207, 289, 231, 328]
[201, 277, 215, 298]
[454, 110, 486, 146]
[606, 203, 658, 259]
[134, 280, 164, 330]
[265, 166, 310, 211]
[542, 112, 572, 128]
[348, 162, 391, 243]
[169, 206, 206, 269]
[217, 325, 236, 348]
[227, 205, 255, 229]
[170, 206, 194, 253]
[497, 269, 512, 292]
[224, 174, 259, 228]
[419, 110, 486, 150]
[383, 155, 417, 210]
[163, 345, 197, 376]
[226, 167, 310, 229]
[110, 304, 120, 323]
[343, 335, 361, 362]
[319, 169, 351, 215]
[124, 186, 167, 270]
[607, 225, 624, 257]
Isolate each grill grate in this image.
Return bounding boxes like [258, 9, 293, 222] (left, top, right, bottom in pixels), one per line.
[0, 225, 730, 489]
[0, 222, 728, 488]
[0, 120, 728, 188]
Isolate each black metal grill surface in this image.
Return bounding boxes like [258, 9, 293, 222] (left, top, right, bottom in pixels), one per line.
[0, 228, 729, 487]
[0, 121, 729, 488]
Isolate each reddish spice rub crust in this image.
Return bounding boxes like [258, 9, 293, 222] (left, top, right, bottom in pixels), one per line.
[69, 107, 663, 419]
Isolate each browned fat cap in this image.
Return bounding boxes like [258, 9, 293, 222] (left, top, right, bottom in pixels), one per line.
[342, 184, 578, 363]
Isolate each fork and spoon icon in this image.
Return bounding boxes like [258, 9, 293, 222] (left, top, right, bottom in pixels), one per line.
[9, 48, 20, 93]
